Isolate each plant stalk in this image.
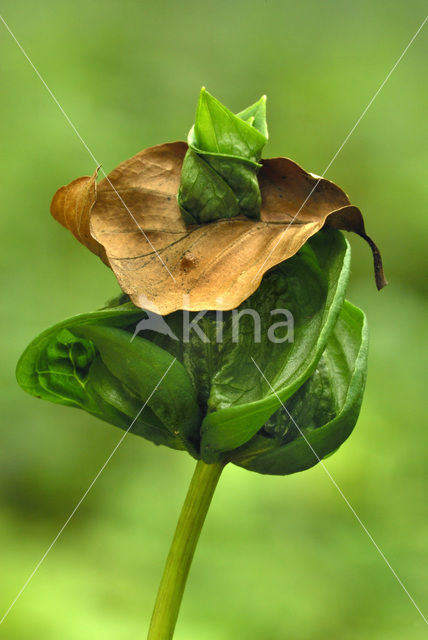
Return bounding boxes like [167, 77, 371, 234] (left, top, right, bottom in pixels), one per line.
[147, 459, 224, 640]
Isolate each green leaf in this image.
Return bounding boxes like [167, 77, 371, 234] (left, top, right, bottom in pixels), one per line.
[236, 95, 268, 139]
[17, 231, 368, 474]
[230, 301, 368, 475]
[16, 302, 201, 454]
[194, 88, 267, 161]
[86, 355, 184, 449]
[145, 230, 350, 462]
[178, 88, 268, 224]
[198, 231, 350, 461]
[177, 151, 239, 225]
[16, 302, 141, 404]
[74, 324, 201, 450]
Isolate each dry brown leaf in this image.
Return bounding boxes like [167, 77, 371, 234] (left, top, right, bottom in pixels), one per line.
[50, 169, 107, 264]
[51, 142, 386, 314]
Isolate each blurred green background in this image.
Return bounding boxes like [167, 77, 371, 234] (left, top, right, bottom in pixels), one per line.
[1, 1, 427, 638]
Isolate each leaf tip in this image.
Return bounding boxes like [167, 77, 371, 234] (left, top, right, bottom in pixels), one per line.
[358, 231, 388, 291]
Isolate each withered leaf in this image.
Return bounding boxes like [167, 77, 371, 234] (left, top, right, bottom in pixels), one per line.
[50, 169, 107, 264]
[51, 142, 386, 314]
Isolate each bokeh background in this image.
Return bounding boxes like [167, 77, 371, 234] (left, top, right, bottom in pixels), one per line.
[1, 1, 427, 638]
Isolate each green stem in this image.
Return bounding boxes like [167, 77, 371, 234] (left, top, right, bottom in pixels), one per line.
[147, 459, 224, 640]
